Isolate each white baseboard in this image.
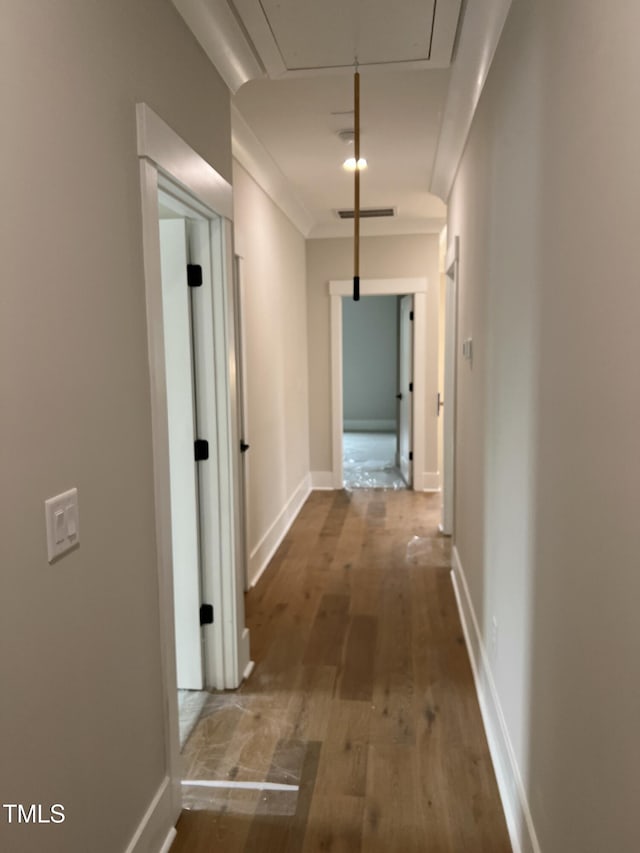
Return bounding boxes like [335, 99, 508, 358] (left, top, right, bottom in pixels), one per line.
[239, 627, 251, 682]
[159, 828, 177, 853]
[344, 419, 396, 432]
[311, 471, 335, 490]
[248, 473, 311, 587]
[450, 547, 541, 853]
[124, 776, 179, 853]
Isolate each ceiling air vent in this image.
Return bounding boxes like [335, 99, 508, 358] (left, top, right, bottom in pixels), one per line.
[336, 207, 396, 220]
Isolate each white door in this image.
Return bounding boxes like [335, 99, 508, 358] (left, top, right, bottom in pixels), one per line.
[398, 295, 413, 486]
[441, 240, 458, 535]
[159, 219, 204, 690]
[233, 255, 251, 590]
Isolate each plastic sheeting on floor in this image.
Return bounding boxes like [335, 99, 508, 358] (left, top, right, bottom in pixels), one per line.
[343, 431, 407, 489]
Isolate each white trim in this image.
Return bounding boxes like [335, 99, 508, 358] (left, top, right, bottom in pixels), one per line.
[232, 108, 315, 237]
[441, 235, 459, 536]
[217, 217, 251, 688]
[344, 419, 396, 432]
[138, 160, 183, 820]
[242, 656, 256, 681]
[234, 255, 251, 592]
[309, 216, 446, 240]
[182, 780, 299, 792]
[159, 829, 178, 853]
[137, 106, 249, 811]
[311, 471, 335, 490]
[411, 292, 427, 490]
[421, 472, 441, 492]
[248, 474, 311, 587]
[330, 279, 427, 491]
[430, 0, 513, 201]
[137, 104, 233, 219]
[450, 547, 541, 853]
[171, 0, 264, 93]
[123, 777, 177, 853]
[330, 278, 427, 296]
[231, 0, 460, 76]
[445, 234, 460, 272]
[331, 293, 344, 489]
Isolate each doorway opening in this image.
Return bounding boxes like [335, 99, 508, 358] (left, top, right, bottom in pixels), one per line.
[341, 295, 408, 489]
[330, 277, 428, 490]
[157, 190, 217, 747]
[138, 103, 252, 824]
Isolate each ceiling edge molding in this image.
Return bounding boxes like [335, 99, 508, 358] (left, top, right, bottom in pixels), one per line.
[430, 0, 513, 202]
[232, 106, 316, 237]
[172, 0, 264, 93]
[309, 217, 446, 240]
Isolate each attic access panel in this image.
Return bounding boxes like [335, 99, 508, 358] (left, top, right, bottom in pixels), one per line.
[233, 0, 462, 75]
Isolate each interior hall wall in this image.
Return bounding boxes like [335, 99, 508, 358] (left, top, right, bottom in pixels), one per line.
[447, 0, 640, 849]
[1, 2, 231, 851]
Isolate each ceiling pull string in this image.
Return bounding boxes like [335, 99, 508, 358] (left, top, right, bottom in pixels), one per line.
[353, 57, 360, 302]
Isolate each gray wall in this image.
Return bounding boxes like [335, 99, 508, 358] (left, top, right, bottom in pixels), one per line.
[1, 3, 230, 851]
[448, 0, 640, 849]
[343, 296, 398, 430]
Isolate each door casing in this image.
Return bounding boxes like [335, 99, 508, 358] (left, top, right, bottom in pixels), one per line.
[330, 277, 428, 490]
[441, 236, 459, 535]
[137, 103, 251, 818]
[398, 295, 414, 486]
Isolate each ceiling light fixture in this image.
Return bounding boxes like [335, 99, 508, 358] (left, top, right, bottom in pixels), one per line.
[338, 128, 355, 145]
[343, 157, 367, 171]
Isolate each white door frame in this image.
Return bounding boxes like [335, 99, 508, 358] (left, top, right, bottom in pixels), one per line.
[233, 254, 252, 591]
[330, 278, 428, 490]
[136, 104, 250, 813]
[397, 294, 414, 487]
[441, 236, 459, 535]
[158, 216, 205, 691]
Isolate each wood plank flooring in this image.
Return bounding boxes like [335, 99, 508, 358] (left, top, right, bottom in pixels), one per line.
[171, 490, 511, 852]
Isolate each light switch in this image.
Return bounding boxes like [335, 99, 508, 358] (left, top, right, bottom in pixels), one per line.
[66, 504, 78, 537]
[54, 509, 66, 544]
[45, 488, 80, 563]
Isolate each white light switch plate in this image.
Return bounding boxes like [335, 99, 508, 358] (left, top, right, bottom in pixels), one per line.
[45, 488, 80, 562]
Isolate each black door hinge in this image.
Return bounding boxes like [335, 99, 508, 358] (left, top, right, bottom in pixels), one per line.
[409, 451, 413, 461]
[194, 439, 209, 461]
[187, 264, 203, 287]
[409, 310, 414, 321]
[409, 382, 413, 392]
[200, 603, 214, 625]
[240, 440, 250, 453]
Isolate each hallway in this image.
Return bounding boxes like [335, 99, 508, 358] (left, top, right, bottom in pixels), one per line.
[172, 490, 510, 852]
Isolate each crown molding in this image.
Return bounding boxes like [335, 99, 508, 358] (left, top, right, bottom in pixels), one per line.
[430, 0, 513, 202]
[231, 106, 315, 237]
[172, 0, 264, 93]
[309, 217, 446, 240]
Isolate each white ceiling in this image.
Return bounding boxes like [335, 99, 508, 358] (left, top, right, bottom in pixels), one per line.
[231, 0, 462, 75]
[172, 0, 514, 236]
[233, 69, 450, 237]
[229, 0, 462, 237]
